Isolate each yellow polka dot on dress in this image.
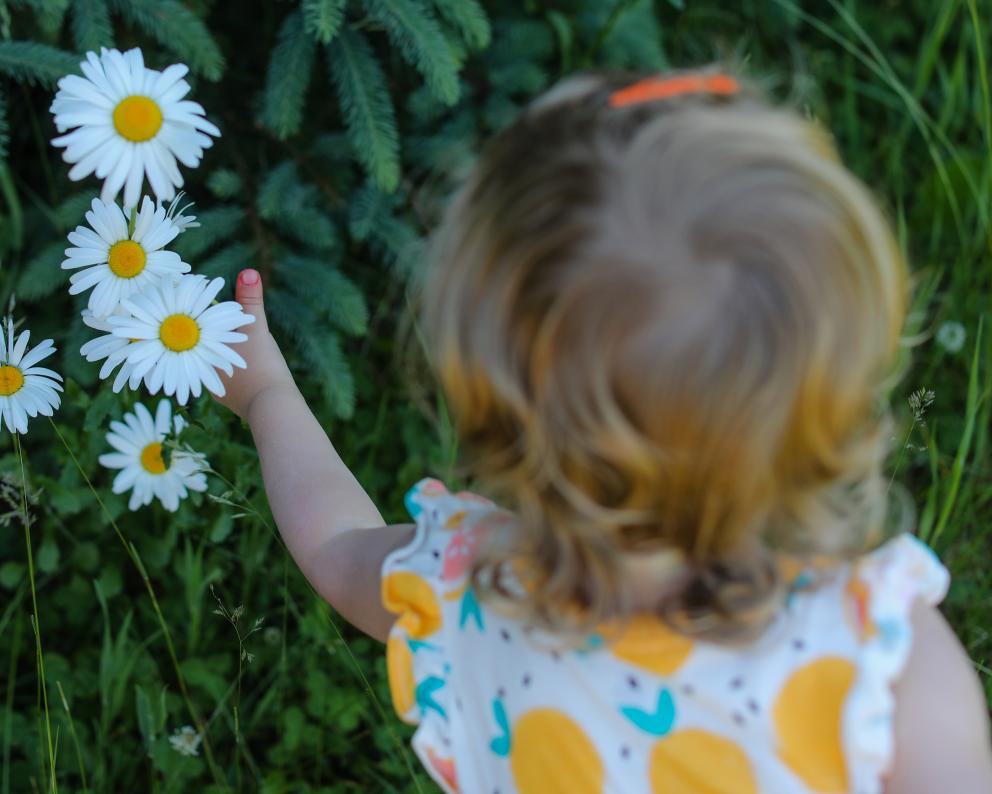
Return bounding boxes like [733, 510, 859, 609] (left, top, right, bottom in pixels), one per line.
[649, 729, 758, 794]
[382, 571, 442, 639]
[773, 657, 855, 791]
[604, 614, 694, 676]
[510, 709, 604, 794]
[386, 633, 417, 720]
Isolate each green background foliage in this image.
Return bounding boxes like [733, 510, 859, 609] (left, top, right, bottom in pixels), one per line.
[0, 0, 989, 790]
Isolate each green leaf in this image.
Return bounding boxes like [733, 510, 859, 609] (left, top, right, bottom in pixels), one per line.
[268, 289, 355, 418]
[17, 241, 68, 302]
[37, 540, 59, 573]
[326, 27, 400, 191]
[261, 10, 316, 139]
[0, 41, 79, 87]
[362, 0, 461, 104]
[0, 561, 24, 589]
[431, 0, 490, 49]
[70, 0, 113, 52]
[108, 0, 224, 81]
[55, 191, 94, 230]
[302, 0, 347, 44]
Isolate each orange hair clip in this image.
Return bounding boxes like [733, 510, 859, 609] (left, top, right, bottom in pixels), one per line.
[608, 74, 740, 107]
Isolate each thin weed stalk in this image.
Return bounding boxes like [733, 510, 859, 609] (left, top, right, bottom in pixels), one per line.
[204, 467, 425, 793]
[47, 418, 225, 788]
[13, 433, 56, 794]
[54, 681, 87, 793]
[2, 610, 23, 794]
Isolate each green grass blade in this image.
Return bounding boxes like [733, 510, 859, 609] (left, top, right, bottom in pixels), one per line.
[930, 318, 984, 545]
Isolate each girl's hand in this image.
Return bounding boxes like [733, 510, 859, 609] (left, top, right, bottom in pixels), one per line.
[214, 268, 296, 419]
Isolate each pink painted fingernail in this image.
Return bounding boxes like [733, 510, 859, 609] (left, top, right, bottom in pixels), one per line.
[240, 269, 259, 285]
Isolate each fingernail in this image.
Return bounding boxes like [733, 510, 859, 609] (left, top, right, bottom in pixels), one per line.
[240, 269, 259, 285]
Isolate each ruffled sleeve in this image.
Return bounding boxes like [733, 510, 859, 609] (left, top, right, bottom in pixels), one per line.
[380, 478, 493, 794]
[843, 533, 950, 793]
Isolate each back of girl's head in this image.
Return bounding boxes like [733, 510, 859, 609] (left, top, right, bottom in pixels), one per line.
[420, 67, 908, 638]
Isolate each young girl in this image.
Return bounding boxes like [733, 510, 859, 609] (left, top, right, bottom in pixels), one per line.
[215, 70, 992, 793]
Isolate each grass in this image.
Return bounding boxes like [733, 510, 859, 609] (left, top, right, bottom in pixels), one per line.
[2, 0, 992, 791]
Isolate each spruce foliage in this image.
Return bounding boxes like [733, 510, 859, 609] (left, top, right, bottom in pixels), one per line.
[260, 10, 316, 139]
[302, 0, 347, 43]
[326, 27, 401, 191]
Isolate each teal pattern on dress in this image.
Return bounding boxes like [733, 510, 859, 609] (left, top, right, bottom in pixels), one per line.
[620, 687, 675, 736]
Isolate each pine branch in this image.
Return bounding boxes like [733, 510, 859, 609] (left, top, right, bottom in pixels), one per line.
[14, 0, 70, 38]
[372, 215, 424, 276]
[326, 28, 400, 191]
[199, 241, 254, 281]
[430, 0, 490, 50]
[260, 10, 316, 140]
[206, 169, 243, 199]
[0, 41, 79, 86]
[70, 0, 113, 52]
[0, 92, 8, 162]
[108, 0, 224, 80]
[362, 0, 460, 105]
[302, 0, 347, 44]
[267, 289, 356, 418]
[257, 162, 298, 220]
[282, 254, 368, 336]
[17, 241, 67, 301]
[171, 205, 246, 261]
[257, 162, 339, 251]
[348, 181, 396, 240]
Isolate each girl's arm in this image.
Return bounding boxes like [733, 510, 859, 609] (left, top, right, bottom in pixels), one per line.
[215, 268, 411, 641]
[885, 602, 992, 792]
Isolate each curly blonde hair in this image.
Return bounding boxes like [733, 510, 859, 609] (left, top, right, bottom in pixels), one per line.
[419, 68, 908, 639]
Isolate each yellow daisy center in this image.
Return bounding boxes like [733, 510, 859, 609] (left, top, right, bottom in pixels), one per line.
[0, 365, 24, 396]
[159, 314, 200, 352]
[107, 240, 147, 278]
[139, 442, 167, 474]
[112, 95, 163, 142]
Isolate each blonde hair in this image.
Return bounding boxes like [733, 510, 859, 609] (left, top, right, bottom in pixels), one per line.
[419, 68, 908, 639]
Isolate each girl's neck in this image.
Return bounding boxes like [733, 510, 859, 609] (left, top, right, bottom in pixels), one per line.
[620, 547, 692, 611]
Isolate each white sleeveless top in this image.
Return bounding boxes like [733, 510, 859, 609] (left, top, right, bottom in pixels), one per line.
[381, 478, 949, 794]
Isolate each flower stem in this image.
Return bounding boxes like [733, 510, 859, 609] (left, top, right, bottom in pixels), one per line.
[13, 433, 57, 793]
[47, 418, 226, 788]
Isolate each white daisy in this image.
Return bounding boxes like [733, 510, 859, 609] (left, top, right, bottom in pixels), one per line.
[63, 196, 191, 319]
[50, 47, 221, 209]
[0, 318, 63, 434]
[164, 191, 199, 231]
[107, 274, 255, 405]
[98, 399, 208, 511]
[80, 309, 144, 392]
